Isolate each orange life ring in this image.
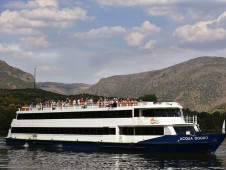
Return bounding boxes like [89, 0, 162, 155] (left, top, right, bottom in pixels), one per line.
[150, 118, 155, 124]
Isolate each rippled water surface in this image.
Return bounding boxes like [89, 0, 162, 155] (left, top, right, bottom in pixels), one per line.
[1, 137, 226, 169]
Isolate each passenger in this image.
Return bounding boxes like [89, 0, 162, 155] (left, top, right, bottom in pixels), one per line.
[45, 101, 48, 107]
[88, 98, 92, 106]
[40, 102, 43, 110]
[134, 100, 138, 106]
[80, 98, 84, 106]
[99, 98, 103, 107]
[112, 98, 117, 107]
[83, 101, 87, 108]
[77, 99, 80, 106]
[73, 99, 76, 106]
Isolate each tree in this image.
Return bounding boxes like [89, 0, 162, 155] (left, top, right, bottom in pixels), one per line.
[138, 94, 157, 102]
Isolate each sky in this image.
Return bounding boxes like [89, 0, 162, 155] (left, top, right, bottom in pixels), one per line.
[1, 0, 226, 84]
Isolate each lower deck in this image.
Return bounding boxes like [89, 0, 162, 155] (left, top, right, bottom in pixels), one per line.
[5, 133, 226, 154]
[7, 124, 198, 144]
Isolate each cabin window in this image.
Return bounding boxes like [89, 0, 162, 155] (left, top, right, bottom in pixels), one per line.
[142, 109, 181, 117]
[134, 109, 139, 117]
[119, 127, 164, 135]
[17, 110, 133, 120]
[174, 126, 196, 135]
[11, 127, 116, 135]
[121, 127, 134, 135]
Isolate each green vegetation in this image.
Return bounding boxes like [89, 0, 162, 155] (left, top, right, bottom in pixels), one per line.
[138, 94, 157, 102]
[0, 72, 33, 89]
[183, 109, 226, 133]
[0, 90, 225, 134]
[0, 88, 100, 133]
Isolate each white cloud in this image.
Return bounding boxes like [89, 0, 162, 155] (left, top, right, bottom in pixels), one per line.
[21, 36, 51, 48]
[0, 43, 22, 53]
[125, 21, 161, 47]
[125, 32, 145, 46]
[174, 12, 226, 43]
[132, 20, 161, 34]
[97, 0, 226, 24]
[147, 7, 185, 22]
[37, 65, 63, 74]
[0, 10, 45, 31]
[11, 51, 60, 61]
[37, 53, 59, 60]
[74, 26, 126, 39]
[0, 1, 91, 36]
[146, 5, 216, 23]
[32, 0, 58, 8]
[5, 0, 58, 9]
[141, 40, 157, 49]
[21, 7, 90, 21]
[216, 11, 226, 28]
[97, 0, 178, 7]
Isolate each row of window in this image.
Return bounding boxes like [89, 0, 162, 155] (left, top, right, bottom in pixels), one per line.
[17, 110, 132, 120]
[17, 109, 182, 120]
[11, 127, 164, 136]
[120, 127, 164, 135]
[11, 127, 115, 135]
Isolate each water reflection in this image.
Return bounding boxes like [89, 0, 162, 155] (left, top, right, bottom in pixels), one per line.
[1, 137, 226, 170]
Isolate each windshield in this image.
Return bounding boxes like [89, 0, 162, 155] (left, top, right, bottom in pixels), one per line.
[174, 126, 197, 135]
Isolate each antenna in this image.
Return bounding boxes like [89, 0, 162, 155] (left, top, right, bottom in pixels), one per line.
[34, 67, 36, 89]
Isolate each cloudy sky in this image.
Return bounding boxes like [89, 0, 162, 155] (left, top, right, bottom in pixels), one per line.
[1, 0, 226, 84]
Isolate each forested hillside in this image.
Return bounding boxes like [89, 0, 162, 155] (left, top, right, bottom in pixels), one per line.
[0, 89, 101, 133]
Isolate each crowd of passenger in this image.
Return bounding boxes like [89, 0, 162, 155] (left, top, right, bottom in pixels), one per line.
[30, 97, 139, 110]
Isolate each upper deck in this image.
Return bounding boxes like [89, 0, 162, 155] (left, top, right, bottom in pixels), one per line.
[18, 101, 183, 113]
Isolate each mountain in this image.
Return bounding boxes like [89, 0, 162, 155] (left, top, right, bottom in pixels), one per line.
[0, 60, 34, 89]
[83, 56, 226, 112]
[37, 82, 91, 95]
[2, 57, 226, 112]
[0, 60, 90, 95]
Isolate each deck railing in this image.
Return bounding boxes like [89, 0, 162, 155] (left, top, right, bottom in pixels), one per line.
[184, 115, 197, 124]
[18, 101, 181, 112]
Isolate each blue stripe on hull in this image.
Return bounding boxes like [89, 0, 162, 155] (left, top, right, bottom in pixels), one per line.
[5, 134, 226, 154]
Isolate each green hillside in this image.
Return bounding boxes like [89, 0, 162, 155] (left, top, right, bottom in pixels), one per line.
[0, 60, 34, 89]
[0, 88, 100, 133]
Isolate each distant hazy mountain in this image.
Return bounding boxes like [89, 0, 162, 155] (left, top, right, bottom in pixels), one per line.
[0, 60, 34, 89]
[0, 60, 90, 95]
[37, 82, 91, 95]
[83, 56, 226, 112]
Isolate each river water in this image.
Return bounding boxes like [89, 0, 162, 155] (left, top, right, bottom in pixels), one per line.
[1, 137, 226, 170]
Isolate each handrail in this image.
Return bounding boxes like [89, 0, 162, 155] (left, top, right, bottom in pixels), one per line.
[19, 101, 182, 112]
[184, 115, 197, 124]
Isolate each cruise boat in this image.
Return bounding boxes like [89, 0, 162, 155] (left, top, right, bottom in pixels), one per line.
[5, 100, 226, 154]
